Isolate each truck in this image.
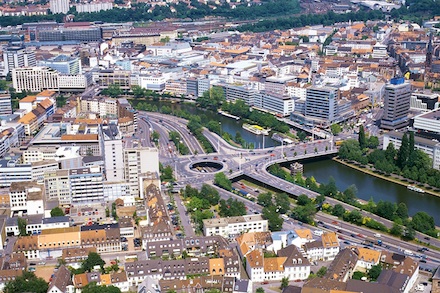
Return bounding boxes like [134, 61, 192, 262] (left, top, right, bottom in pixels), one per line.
[363, 237, 382, 246]
[239, 189, 250, 197]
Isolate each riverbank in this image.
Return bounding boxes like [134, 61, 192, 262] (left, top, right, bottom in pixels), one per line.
[333, 157, 440, 199]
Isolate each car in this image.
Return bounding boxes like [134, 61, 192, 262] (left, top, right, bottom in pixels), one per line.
[424, 237, 430, 241]
[323, 225, 329, 229]
[317, 221, 324, 225]
[261, 281, 269, 285]
[343, 241, 350, 245]
[29, 263, 36, 266]
[420, 259, 427, 263]
[120, 237, 127, 242]
[38, 262, 46, 265]
[28, 267, 36, 272]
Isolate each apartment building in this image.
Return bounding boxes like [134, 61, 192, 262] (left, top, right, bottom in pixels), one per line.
[203, 215, 269, 239]
[12, 67, 59, 93]
[0, 94, 12, 115]
[381, 77, 411, 130]
[9, 181, 44, 215]
[3, 44, 36, 75]
[254, 91, 295, 117]
[69, 166, 104, 205]
[101, 124, 124, 182]
[304, 232, 340, 261]
[220, 83, 257, 105]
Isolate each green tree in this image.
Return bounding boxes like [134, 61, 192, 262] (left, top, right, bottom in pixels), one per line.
[4, 271, 48, 293]
[408, 131, 415, 166]
[102, 84, 123, 98]
[256, 288, 265, 293]
[219, 198, 246, 217]
[82, 252, 105, 272]
[385, 143, 397, 162]
[160, 165, 174, 181]
[390, 222, 403, 236]
[332, 204, 346, 218]
[397, 133, 409, 169]
[262, 206, 283, 231]
[196, 86, 225, 111]
[257, 192, 273, 207]
[316, 266, 327, 277]
[18, 217, 27, 236]
[297, 131, 307, 142]
[358, 125, 366, 149]
[291, 203, 316, 224]
[296, 194, 312, 206]
[321, 176, 338, 197]
[200, 184, 220, 206]
[132, 85, 146, 98]
[375, 201, 397, 220]
[151, 130, 160, 144]
[275, 193, 291, 214]
[341, 185, 358, 203]
[367, 136, 380, 149]
[330, 123, 342, 135]
[50, 207, 65, 217]
[214, 172, 232, 191]
[396, 202, 408, 220]
[82, 282, 121, 293]
[368, 264, 382, 281]
[280, 277, 289, 290]
[411, 211, 435, 233]
[342, 210, 363, 225]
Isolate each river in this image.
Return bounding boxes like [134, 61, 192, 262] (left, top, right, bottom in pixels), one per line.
[135, 100, 279, 148]
[303, 159, 440, 224]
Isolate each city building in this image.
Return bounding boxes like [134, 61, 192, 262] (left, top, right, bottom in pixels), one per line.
[2, 44, 36, 75]
[304, 86, 338, 125]
[254, 91, 295, 117]
[203, 214, 269, 239]
[12, 67, 58, 93]
[220, 83, 257, 105]
[410, 92, 439, 111]
[69, 166, 104, 205]
[38, 55, 82, 75]
[0, 94, 12, 116]
[381, 77, 411, 130]
[49, 0, 69, 14]
[383, 131, 440, 170]
[101, 124, 124, 182]
[9, 181, 44, 215]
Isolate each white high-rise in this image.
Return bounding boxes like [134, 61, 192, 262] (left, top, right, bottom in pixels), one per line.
[3, 44, 36, 75]
[50, 0, 70, 14]
[12, 67, 59, 93]
[100, 124, 124, 182]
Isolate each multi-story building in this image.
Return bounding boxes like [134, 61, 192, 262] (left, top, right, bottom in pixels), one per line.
[49, 0, 69, 14]
[410, 92, 439, 111]
[58, 74, 92, 92]
[123, 147, 159, 197]
[100, 124, 124, 182]
[12, 67, 58, 93]
[254, 91, 295, 117]
[304, 86, 338, 125]
[0, 94, 12, 115]
[203, 215, 269, 239]
[44, 170, 70, 206]
[38, 55, 81, 75]
[9, 181, 44, 215]
[3, 44, 36, 75]
[220, 83, 257, 105]
[381, 77, 411, 130]
[383, 131, 440, 170]
[38, 27, 102, 42]
[75, 1, 113, 13]
[0, 157, 58, 187]
[93, 70, 130, 90]
[304, 232, 340, 261]
[69, 166, 104, 205]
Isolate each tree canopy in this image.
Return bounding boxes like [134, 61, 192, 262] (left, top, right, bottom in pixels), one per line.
[4, 271, 48, 293]
[82, 282, 122, 293]
[82, 252, 105, 272]
[50, 207, 65, 217]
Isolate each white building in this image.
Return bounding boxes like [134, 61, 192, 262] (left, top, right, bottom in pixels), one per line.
[254, 91, 295, 117]
[49, 0, 69, 14]
[69, 166, 104, 205]
[0, 94, 12, 115]
[101, 124, 124, 182]
[75, 1, 113, 13]
[304, 232, 340, 261]
[9, 181, 44, 215]
[203, 214, 268, 239]
[12, 67, 59, 93]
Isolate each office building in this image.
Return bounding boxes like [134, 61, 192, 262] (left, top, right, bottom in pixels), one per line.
[12, 67, 59, 93]
[203, 214, 268, 239]
[69, 166, 104, 205]
[305, 86, 338, 123]
[101, 124, 124, 182]
[38, 27, 102, 42]
[0, 94, 12, 115]
[44, 170, 71, 206]
[383, 131, 440, 170]
[38, 55, 82, 75]
[413, 108, 440, 134]
[49, 0, 69, 14]
[381, 77, 411, 130]
[3, 44, 36, 75]
[410, 92, 439, 111]
[254, 91, 294, 117]
[220, 83, 257, 105]
[123, 147, 159, 197]
[9, 181, 44, 215]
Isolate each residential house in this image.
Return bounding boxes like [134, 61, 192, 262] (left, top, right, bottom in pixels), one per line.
[323, 248, 358, 282]
[47, 265, 74, 293]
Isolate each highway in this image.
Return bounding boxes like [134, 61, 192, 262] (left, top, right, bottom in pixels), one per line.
[140, 112, 440, 265]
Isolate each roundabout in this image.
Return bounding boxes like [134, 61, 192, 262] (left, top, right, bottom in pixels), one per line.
[189, 161, 225, 174]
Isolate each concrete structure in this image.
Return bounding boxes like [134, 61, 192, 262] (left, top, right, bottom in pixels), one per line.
[413, 108, 440, 134]
[383, 131, 440, 170]
[3, 44, 36, 75]
[12, 67, 58, 93]
[49, 0, 69, 14]
[203, 214, 268, 239]
[410, 92, 439, 111]
[38, 55, 82, 75]
[0, 94, 12, 116]
[69, 166, 104, 205]
[305, 86, 338, 125]
[220, 83, 257, 105]
[101, 124, 124, 182]
[381, 77, 411, 130]
[254, 91, 295, 117]
[9, 181, 44, 215]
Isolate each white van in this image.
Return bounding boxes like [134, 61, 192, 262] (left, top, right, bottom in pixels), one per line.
[313, 230, 324, 236]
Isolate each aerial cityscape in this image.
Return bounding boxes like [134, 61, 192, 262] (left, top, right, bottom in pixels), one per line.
[0, 0, 439, 292]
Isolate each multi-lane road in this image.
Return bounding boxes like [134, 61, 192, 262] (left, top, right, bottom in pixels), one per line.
[140, 111, 440, 269]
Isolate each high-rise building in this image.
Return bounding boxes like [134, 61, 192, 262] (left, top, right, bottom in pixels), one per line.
[69, 166, 104, 205]
[12, 67, 59, 93]
[123, 147, 159, 197]
[305, 86, 338, 124]
[49, 0, 70, 14]
[100, 124, 124, 182]
[38, 55, 82, 75]
[3, 44, 36, 75]
[0, 94, 12, 115]
[381, 77, 411, 130]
